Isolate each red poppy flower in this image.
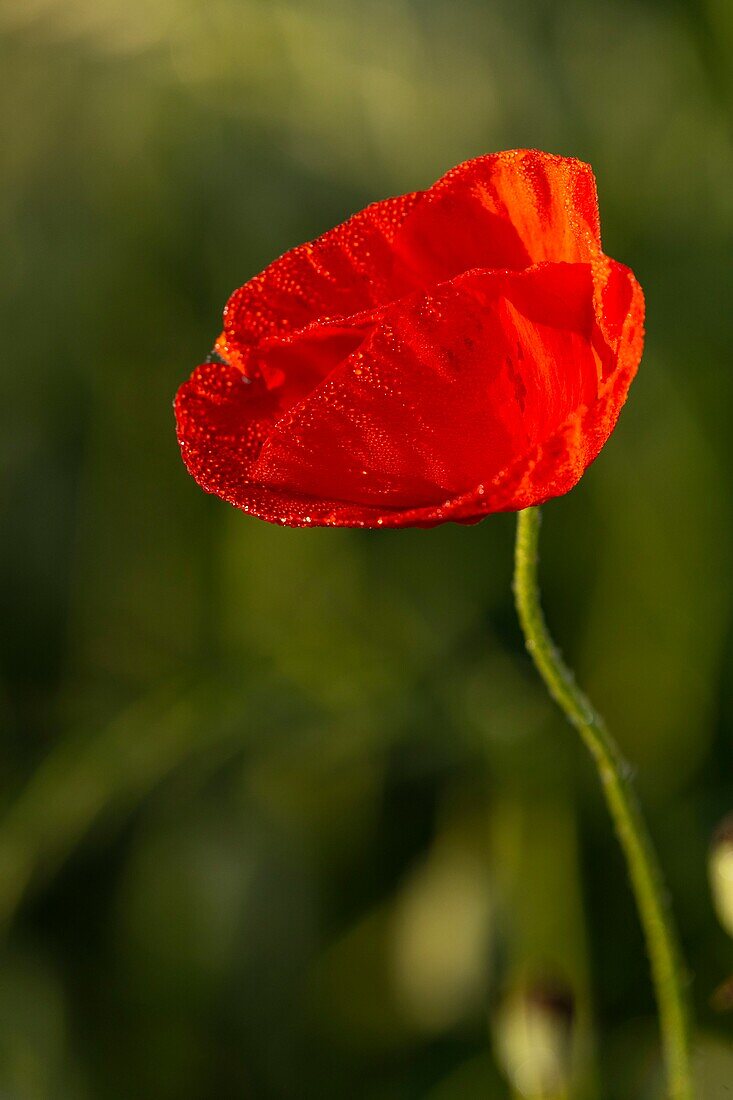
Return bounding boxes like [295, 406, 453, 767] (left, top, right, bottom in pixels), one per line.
[175, 150, 644, 528]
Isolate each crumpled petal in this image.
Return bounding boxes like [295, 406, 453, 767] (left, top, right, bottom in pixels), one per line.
[252, 264, 601, 508]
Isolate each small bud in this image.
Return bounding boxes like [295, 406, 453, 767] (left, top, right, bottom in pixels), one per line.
[709, 814, 733, 939]
[493, 981, 574, 1098]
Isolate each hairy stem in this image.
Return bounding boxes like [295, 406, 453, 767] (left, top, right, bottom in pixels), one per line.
[513, 507, 693, 1100]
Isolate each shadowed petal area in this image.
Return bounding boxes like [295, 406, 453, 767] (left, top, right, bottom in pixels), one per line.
[175, 361, 394, 526]
[175, 364, 279, 498]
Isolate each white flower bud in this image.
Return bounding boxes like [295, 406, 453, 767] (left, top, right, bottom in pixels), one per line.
[493, 982, 574, 1099]
[710, 814, 733, 939]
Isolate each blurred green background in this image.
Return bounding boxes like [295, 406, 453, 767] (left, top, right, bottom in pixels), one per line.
[2, 0, 733, 1096]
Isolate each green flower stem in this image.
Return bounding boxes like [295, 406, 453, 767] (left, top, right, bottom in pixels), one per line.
[513, 507, 693, 1100]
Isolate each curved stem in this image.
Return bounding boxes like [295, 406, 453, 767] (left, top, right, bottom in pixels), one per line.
[513, 507, 693, 1100]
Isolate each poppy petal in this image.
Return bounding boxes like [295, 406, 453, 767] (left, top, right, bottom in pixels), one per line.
[220, 192, 422, 378]
[175, 361, 395, 526]
[383, 262, 645, 527]
[251, 263, 604, 511]
[390, 149, 602, 286]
